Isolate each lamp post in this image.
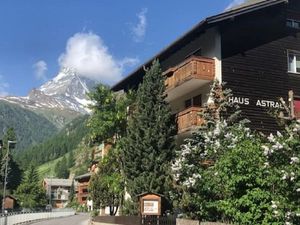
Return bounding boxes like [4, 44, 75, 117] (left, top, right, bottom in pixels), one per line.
[1, 140, 16, 214]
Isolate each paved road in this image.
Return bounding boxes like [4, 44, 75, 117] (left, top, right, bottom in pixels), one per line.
[31, 214, 90, 225]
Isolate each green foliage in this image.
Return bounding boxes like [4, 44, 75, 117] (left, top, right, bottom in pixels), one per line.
[54, 155, 69, 178]
[67, 141, 94, 177]
[0, 128, 22, 194]
[90, 148, 124, 216]
[122, 60, 176, 201]
[69, 180, 75, 203]
[15, 165, 47, 209]
[121, 199, 139, 216]
[0, 101, 58, 152]
[87, 84, 134, 143]
[16, 115, 89, 169]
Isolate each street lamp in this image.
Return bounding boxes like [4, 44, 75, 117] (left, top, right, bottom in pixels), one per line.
[1, 140, 17, 214]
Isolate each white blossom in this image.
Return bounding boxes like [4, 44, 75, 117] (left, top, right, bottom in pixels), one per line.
[271, 201, 277, 209]
[272, 142, 283, 150]
[290, 157, 299, 164]
[277, 131, 283, 137]
[268, 133, 275, 142]
[262, 145, 270, 156]
[282, 173, 288, 180]
[290, 172, 295, 181]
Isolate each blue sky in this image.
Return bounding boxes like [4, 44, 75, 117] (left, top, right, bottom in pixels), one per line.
[0, 0, 244, 96]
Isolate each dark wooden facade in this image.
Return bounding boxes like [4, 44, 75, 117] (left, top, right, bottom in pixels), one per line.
[112, 0, 300, 133]
[221, 0, 300, 132]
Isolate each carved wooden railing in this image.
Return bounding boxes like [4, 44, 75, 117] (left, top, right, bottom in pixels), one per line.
[177, 107, 204, 133]
[164, 56, 215, 90]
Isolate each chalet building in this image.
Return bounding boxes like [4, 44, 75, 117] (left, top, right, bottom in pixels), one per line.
[112, 0, 300, 134]
[3, 195, 17, 210]
[43, 178, 73, 208]
[74, 142, 112, 207]
[74, 173, 91, 205]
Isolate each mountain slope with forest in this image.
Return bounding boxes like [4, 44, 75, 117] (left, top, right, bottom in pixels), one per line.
[0, 101, 58, 152]
[16, 115, 89, 169]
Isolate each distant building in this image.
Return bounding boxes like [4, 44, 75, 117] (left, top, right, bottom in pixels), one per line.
[43, 178, 73, 208]
[3, 195, 17, 210]
[74, 142, 112, 209]
[74, 173, 91, 205]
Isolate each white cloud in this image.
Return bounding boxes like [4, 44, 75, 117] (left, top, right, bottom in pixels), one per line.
[33, 60, 48, 81]
[59, 32, 139, 85]
[131, 8, 147, 42]
[225, 0, 246, 11]
[119, 57, 140, 70]
[0, 75, 9, 96]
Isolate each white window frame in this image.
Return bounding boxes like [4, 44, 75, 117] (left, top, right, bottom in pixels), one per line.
[286, 19, 300, 29]
[287, 50, 300, 74]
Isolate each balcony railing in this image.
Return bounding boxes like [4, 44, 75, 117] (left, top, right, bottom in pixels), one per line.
[164, 56, 215, 90]
[77, 192, 88, 197]
[177, 107, 204, 133]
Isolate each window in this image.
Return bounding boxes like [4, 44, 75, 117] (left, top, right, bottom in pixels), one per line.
[288, 51, 300, 73]
[184, 95, 202, 109]
[286, 19, 300, 29]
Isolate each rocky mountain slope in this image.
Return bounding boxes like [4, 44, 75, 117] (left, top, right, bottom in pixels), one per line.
[0, 68, 97, 128]
[1, 68, 96, 113]
[0, 68, 98, 152]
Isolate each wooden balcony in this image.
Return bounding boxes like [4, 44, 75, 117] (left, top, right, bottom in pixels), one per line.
[164, 56, 215, 92]
[177, 107, 204, 133]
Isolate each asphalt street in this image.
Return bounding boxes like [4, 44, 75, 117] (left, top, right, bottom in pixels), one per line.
[31, 213, 90, 225]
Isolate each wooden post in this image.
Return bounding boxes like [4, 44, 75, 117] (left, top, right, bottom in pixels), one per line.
[289, 90, 295, 118]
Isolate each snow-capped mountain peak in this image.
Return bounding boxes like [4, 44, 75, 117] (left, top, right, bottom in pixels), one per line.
[0, 68, 97, 114]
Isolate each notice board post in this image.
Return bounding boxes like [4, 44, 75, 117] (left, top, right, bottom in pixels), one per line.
[138, 192, 166, 225]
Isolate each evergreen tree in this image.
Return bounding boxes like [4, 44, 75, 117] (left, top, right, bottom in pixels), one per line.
[122, 60, 176, 200]
[68, 180, 75, 204]
[55, 156, 69, 178]
[0, 128, 22, 194]
[15, 165, 47, 209]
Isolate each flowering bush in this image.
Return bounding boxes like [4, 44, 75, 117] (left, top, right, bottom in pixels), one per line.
[173, 81, 300, 224]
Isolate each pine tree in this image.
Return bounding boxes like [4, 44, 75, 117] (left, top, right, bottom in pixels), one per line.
[15, 165, 47, 209]
[55, 156, 69, 179]
[0, 128, 22, 193]
[122, 60, 176, 199]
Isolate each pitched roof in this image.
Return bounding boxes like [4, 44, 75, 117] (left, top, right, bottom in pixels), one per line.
[44, 178, 73, 187]
[227, 0, 269, 11]
[74, 172, 91, 180]
[207, 0, 288, 23]
[112, 0, 288, 91]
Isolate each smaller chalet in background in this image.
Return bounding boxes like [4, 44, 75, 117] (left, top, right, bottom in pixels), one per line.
[43, 178, 73, 208]
[74, 173, 91, 206]
[75, 142, 112, 208]
[3, 195, 17, 210]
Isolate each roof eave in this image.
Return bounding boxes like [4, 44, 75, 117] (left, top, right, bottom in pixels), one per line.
[111, 19, 208, 91]
[111, 0, 289, 91]
[207, 0, 289, 24]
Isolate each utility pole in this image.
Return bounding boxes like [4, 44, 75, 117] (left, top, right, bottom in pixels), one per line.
[1, 140, 16, 214]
